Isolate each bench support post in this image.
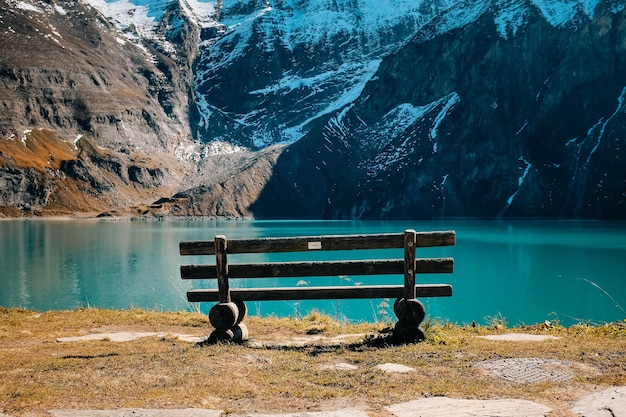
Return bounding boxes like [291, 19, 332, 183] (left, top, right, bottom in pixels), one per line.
[206, 235, 249, 343]
[392, 229, 427, 343]
[403, 229, 416, 300]
[215, 235, 230, 303]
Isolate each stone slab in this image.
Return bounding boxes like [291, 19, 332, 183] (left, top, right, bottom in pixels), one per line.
[376, 363, 415, 373]
[320, 362, 359, 371]
[571, 386, 626, 417]
[236, 409, 369, 417]
[476, 357, 581, 383]
[56, 332, 203, 343]
[249, 333, 366, 348]
[386, 397, 551, 417]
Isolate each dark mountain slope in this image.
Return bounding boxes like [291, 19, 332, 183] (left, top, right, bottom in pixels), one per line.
[250, 0, 626, 219]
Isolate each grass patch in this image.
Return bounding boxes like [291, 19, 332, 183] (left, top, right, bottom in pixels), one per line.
[0, 308, 624, 416]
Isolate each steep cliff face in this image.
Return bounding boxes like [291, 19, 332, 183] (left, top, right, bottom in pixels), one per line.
[250, 0, 626, 219]
[0, 0, 196, 151]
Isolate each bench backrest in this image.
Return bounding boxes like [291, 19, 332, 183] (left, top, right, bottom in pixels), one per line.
[180, 229, 455, 304]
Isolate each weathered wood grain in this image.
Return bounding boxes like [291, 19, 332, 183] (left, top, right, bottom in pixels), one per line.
[179, 231, 455, 256]
[180, 258, 454, 279]
[404, 230, 417, 299]
[215, 235, 230, 303]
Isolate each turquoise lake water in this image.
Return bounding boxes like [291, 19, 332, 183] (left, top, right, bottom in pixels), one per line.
[1, 219, 625, 326]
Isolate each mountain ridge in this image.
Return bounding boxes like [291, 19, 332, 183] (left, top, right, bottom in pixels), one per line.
[1, 0, 624, 219]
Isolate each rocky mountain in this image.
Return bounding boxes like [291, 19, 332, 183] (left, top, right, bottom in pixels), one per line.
[1, 0, 624, 219]
[0, 0, 196, 215]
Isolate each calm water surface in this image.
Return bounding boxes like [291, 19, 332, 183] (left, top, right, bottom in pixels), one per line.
[1, 219, 625, 326]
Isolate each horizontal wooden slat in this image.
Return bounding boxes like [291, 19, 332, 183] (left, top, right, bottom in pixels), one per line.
[180, 234, 401, 255]
[179, 240, 214, 256]
[181, 258, 453, 279]
[179, 230, 455, 255]
[187, 284, 452, 302]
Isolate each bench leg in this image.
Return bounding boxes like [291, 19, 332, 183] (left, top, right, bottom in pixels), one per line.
[392, 323, 425, 343]
[206, 301, 249, 344]
[206, 323, 249, 344]
[233, 300, 247, 324]
[392, 297, 426, 343]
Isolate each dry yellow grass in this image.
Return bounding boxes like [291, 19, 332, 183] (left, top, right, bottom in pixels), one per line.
[0, 129, 76, 171]
[0, 307, 624, 417]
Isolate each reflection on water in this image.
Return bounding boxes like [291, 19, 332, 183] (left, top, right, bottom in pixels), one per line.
[1, 219, 625, 326]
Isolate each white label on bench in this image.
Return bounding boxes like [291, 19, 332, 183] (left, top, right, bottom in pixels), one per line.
[308, 241, 322, 250]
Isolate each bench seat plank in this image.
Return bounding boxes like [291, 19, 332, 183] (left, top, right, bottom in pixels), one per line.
[187, 284, 452, 302]
[181, 258, 454, 279]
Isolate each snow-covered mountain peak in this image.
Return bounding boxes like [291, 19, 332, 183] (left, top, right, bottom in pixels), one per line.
[82, 0, 218, 42]
[83, 0, 169, 37]
[77, 0, 618, 152]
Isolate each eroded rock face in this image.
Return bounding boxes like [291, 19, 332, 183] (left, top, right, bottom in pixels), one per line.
[0, 0, 197, 216]
[170, 145, 284, 218]
[0, 130, 189, 216]
[0, 0, 194, 152]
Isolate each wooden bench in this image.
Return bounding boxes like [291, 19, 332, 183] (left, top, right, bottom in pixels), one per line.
[179, 229, 455, 344]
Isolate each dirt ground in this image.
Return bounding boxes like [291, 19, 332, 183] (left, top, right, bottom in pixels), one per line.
[0, 309, 624, 417]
